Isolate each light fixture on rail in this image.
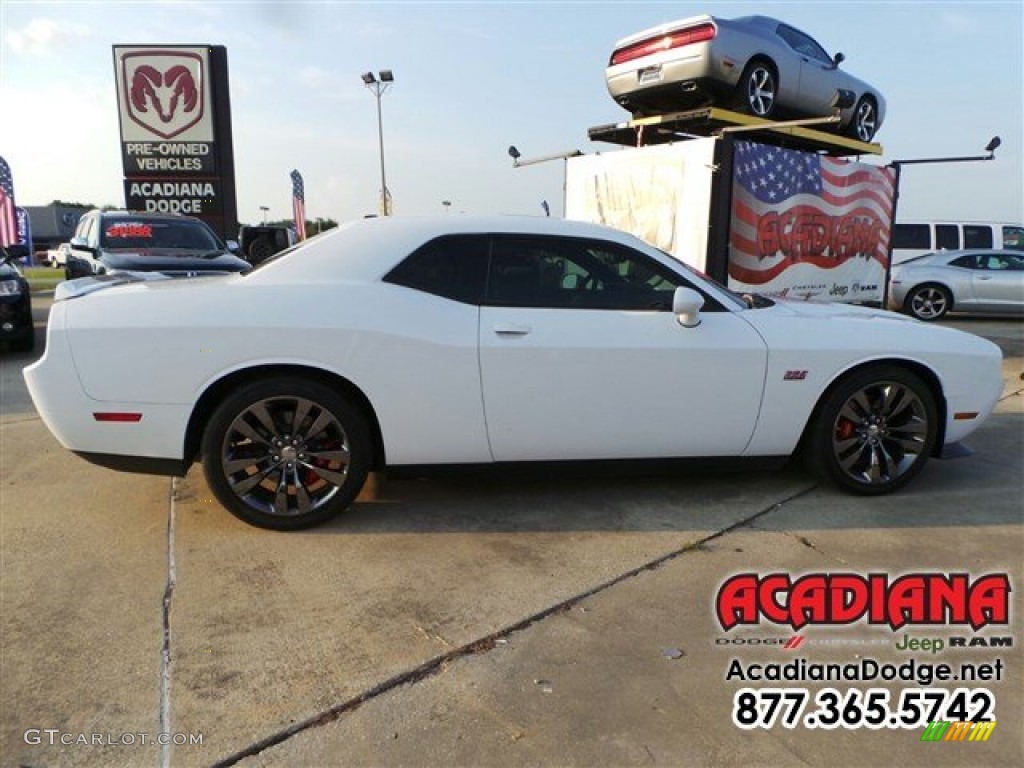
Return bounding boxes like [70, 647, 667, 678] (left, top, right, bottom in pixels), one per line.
[890, 135, 1003, 166]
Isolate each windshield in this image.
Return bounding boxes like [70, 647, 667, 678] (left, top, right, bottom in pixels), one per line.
[101, 219, 223, 251]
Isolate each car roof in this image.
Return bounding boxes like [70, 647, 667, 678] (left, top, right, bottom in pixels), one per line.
[245, 215, 662, 284]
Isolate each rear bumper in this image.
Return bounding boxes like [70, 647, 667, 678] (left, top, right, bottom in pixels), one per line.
[23, 302, 192, 463]
[606, 45, 731, 112]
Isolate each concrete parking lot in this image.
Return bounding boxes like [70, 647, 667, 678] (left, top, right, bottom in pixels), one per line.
[2, 297, 1021, 767]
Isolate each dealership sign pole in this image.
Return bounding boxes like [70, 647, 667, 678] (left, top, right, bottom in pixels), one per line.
[113, 45, 238, 241]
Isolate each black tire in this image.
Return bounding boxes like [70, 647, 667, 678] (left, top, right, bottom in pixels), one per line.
[904, 283, 952, 321]
[733, 59, 777, 118]
[848, 95, 879, 142]
[247, 236, 274, 265]
[808, 366, 938, 495]
[201, 377, 371, 530]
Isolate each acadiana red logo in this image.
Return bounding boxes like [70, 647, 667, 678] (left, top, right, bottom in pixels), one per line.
[716, 572, 1010, 632]
[121, 51, 204, 139]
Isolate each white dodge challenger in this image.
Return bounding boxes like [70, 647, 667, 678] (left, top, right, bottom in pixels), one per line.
[25, 216, 1003, 530]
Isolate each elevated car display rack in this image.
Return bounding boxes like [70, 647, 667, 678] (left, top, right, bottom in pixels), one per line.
[588, 106, 882, 157]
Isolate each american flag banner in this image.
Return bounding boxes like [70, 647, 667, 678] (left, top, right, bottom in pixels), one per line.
[291, 169, 307, 241]
[728, 140, 895, 302]
[0, 155, 19, 248]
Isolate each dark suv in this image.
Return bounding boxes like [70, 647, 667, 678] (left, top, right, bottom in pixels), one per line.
[0, 245, 34, 353]
[67, 210, 249, 279]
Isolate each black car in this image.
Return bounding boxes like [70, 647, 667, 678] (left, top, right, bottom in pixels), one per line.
[66, 210, 249, 279]
[0, 246, 34, 353]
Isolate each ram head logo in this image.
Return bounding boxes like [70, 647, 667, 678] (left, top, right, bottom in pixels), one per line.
[121, 51, 206, 139]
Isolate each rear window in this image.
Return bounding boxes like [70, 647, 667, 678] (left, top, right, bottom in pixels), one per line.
[101, 218, 222, 251]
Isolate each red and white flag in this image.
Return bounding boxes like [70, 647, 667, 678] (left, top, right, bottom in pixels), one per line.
[291, 169, 307, 241]
[0, 155, 19, 247]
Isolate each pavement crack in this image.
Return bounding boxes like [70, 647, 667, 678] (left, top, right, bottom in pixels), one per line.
[210, 483, 818, 767]
[160, 478, 178, 768]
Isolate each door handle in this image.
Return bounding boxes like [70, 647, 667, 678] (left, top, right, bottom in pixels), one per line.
[977, 276, 993, 280]
[493, 324, 532, 337]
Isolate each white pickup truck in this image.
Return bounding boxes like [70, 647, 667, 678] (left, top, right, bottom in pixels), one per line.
[46, 243, 73, 267]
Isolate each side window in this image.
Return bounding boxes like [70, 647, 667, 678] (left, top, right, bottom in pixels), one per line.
[487, 236, 688, 311]
[83, 216, 98, 248]
[949, 255, 978, 269]
[1002, 254, 1024, 271]
[778, 25, 831, 64]
[979, 253, 1021, 271]
[963, 225, 993, 249]
[891, 224, 930, 249]
[74, 214, 93, 243]
[383, 235, 488, 304]
[935, 225, 960, 250]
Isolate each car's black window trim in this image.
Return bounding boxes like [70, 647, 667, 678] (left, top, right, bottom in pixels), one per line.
[481, 233, 728, 313]
[384, 232, 730, 313]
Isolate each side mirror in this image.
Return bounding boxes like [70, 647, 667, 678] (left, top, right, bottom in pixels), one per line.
[70, 237, 95, 255]
[226, 239, 240, 253]
[672, 286, 705, 328]
[833, 52, 845, 68]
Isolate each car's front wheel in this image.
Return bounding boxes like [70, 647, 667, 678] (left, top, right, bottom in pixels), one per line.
[905, 283, 952, 321]
[201, 377, 371, 530]
[849, 96, 879, 142]
[809, 366, 938, 495]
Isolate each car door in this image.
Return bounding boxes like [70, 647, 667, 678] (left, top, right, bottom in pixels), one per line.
[478, 235, 768, 462]
[971, 252, 1024, 310]
[776, 24, 838, 115]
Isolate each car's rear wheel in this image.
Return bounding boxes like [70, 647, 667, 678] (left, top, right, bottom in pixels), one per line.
[201, 378, 371, 530]
[849, 96, 878, 142]
[905, 283, 952, 321]
[734, 60, 777, 117]
[809, 366, 938, 495]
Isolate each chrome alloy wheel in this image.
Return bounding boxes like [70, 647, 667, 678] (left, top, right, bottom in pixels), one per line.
[831, 381, 930, 487]
[854, 99, 877, 142]
[909, 286, 950, 320]
[746, 66, 776, 116]
[220, 395, 352, 517]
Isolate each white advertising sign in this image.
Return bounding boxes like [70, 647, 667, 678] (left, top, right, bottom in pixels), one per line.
[114, 46, 214, 142]
[565, 140, 716, 272]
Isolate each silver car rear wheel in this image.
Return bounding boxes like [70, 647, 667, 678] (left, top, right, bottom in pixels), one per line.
[737, 61, 777, 117]
[906, 284, 951, 321]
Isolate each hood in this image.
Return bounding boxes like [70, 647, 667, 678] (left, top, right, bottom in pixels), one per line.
[764, 298, 914, 323]
[101, 249, 249, 273]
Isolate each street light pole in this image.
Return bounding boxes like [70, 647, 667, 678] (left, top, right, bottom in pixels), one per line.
[362, 70, 395, 216]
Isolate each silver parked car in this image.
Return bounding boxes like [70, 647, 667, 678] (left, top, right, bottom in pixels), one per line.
[605, 14, 886, 142]
[888, 250, 1024, 321]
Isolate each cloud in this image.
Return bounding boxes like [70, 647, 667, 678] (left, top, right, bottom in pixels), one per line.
[5, 18, 91, 55]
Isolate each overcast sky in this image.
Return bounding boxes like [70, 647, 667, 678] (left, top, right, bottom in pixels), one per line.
[1, 1, 1021, 226]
